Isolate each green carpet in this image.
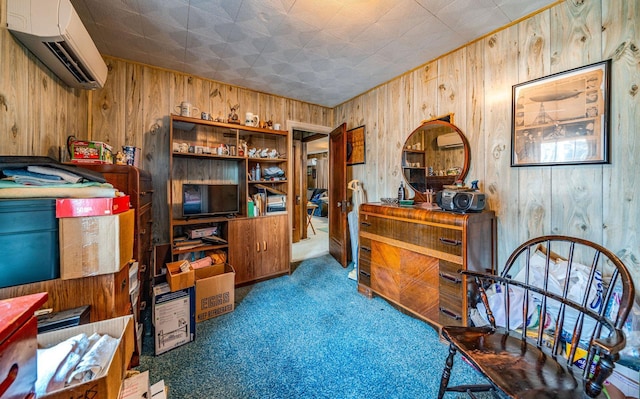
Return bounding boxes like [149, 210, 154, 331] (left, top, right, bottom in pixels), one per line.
[137, 254, 488, 398]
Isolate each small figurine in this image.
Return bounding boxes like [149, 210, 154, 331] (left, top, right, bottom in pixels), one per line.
[115, 151, 127, 165]
[260, 148, 269, 158]
[470, 180, 479, 190]
[248, 148, 257, 158]
[228, 102, 240, 124]
[268, 149, 278, 158]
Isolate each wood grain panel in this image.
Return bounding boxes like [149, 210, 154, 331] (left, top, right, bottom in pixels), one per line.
[482, 27, 520, 274]
[516, 11, 552, 243]
[437, 48, 466, 122]
[401, 251, 440, 322]
[601, 0, 640, 301]
[0, 266, 130, 322]
[125, 62, 144, 148]
[550, 1, 603, 244]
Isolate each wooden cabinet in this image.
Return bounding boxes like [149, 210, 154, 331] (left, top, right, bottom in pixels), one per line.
[228, 214, 289, 285]
[358, 203, 496, 329]
[169, 115, 290, 285]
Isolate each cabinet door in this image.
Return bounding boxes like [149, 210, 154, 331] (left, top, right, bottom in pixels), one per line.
[257, 214, 289, 277]
[228, 218, 259, 285]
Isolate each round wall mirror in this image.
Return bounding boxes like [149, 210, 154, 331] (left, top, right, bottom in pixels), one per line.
[402, 119, 470, 202]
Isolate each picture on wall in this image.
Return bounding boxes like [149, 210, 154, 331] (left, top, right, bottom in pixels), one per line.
[511, 60, 610, 167]
[347, 125, 366, 165]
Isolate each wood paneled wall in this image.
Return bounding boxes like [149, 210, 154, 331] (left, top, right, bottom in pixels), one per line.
[91, 57, 333, 243]
[1, 0, 333, 248]
[2, 0, 638, 298]
[334, 0, 640, 299]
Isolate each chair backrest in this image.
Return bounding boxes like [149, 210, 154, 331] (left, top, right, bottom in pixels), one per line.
[472, 235, 635, 377]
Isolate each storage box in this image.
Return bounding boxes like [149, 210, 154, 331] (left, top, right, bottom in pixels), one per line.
[59, 209, 134, 279]
[195, 263, 235, 322]
[152, 283, 195, 355]
[0, 199, 60, 288]
[70, 140, 114, 164]
[186, 225, 217, 239]
[55, 195, 130, 218]
[166, 260, 195, 292]
[37, 315, 134, 399]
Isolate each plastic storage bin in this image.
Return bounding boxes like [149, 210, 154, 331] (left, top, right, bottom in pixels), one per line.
[0, 199, 60, 288]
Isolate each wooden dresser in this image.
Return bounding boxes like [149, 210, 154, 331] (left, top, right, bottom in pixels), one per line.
[358, 203, 496, 329]
[76, 164, 154, 308]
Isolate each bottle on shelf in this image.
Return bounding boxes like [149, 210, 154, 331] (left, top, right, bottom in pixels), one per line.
[398, 181, 405, 201]
[255, 163, 261, 181]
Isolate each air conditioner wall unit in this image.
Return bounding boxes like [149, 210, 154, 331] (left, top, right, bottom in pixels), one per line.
[7, 0, 108, 90]
[436, 132, 463, 148]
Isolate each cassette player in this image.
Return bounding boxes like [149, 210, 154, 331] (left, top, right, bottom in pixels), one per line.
[436, 189, 486, 213]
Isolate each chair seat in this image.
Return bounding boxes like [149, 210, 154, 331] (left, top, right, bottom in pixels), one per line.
[441, 326, 596, 399]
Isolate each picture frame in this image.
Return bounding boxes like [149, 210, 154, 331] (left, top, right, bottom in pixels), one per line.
[347, 125, 366, 165]
[511, 59, 610, 167]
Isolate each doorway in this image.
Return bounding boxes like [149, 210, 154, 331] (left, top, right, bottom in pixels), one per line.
[287, 121, 332, 262]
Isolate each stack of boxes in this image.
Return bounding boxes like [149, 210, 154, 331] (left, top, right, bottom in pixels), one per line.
[153, 257, 235, 355]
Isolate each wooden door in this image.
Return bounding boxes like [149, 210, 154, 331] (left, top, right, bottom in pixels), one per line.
[228, 218, 258, 285]
[329, 123, 348, 267]
[292, 140, 303, 243]
[258, 214, 289, 277]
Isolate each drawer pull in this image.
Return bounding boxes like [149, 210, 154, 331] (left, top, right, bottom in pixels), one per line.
[360, 221, 371, 227]
[439, 307, 462, 321]
[139, 264, 147, 272]
[0, 364, 18, 396]
[359, 270, 371, 278]
[439, 237, 462, 246]
[140, 228, 146, 235]
[439, 272, 461, 284]
[141, 190, 155, 195]
[360, 245, 371, 253]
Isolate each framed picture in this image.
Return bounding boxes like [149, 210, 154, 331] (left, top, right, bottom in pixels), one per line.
[347, 125, 366, 165]
[511, 59, 610, 167]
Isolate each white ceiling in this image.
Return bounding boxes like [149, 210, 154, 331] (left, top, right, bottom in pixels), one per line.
[72, 0, 557, 107]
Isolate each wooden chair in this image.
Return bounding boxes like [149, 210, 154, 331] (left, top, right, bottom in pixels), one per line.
[437, 235, 635, 399]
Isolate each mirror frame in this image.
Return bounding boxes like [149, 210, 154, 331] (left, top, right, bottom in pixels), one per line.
[402, 119, 470, 202]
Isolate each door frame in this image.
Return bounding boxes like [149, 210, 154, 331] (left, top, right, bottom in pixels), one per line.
[286, 121, 333, 260]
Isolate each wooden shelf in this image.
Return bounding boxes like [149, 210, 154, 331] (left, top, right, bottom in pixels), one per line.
[171, 114, 288, 135]
[172, 243, 228, 255]
[172, 152, 245, 160]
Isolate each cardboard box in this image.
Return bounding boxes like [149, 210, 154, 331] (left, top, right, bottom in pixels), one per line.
[37, 315, 134, 399]
[56, 195, 130, 218]
[166, 260, 195, 292]
[152, 283, 195, 355]
[59, 209, 134, 279]
[70, 140, 114, 164]
[195, 263, 235, 322]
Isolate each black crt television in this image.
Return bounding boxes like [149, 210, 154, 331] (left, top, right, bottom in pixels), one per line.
[182, 183, 239, 217]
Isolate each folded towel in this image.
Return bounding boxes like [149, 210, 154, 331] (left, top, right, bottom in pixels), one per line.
[28, 165, 83, 183]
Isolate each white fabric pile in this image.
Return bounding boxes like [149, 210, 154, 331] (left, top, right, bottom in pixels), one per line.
[35, 332, 118, 396]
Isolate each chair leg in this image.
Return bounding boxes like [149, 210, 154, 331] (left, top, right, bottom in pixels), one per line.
[437, 343, 457, 399]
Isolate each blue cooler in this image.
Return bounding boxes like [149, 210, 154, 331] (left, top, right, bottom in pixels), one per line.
[0, 199, 60, 288]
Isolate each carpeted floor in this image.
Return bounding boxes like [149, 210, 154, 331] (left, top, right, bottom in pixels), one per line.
[137, 254, 489, 398]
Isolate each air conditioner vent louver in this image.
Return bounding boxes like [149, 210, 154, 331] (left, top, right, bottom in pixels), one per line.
[45, 41, 95, 85]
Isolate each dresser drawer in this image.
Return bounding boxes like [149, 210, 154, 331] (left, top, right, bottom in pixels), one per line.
[359, 214, 393, 236]
[361, 214, 463, 257]
[439, 293, 465, 327]
[439, 260, 464, 298]
[357, 237, 371, 287]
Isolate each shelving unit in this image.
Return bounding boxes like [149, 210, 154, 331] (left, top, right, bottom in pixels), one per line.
[169, 115, 291, 284]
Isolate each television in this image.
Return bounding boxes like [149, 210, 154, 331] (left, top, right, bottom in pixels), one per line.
[182, 183, 239, 218]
